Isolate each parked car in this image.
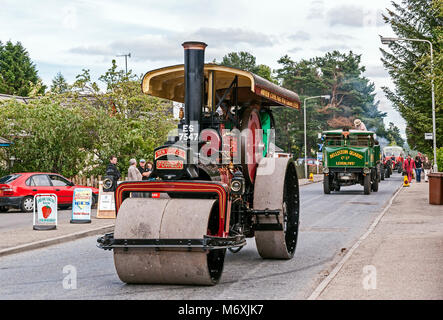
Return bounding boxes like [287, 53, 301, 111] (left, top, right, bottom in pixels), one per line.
[0, 173, 99, 213]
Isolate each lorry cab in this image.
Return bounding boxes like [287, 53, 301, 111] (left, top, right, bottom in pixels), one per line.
[322, 128, 380, 195]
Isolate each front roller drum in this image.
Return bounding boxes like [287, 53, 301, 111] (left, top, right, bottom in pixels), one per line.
[253, 158, 300, 259]
[113, 198, 225, 285]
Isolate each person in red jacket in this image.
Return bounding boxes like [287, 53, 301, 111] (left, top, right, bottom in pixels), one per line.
[403, 155, 416, 183]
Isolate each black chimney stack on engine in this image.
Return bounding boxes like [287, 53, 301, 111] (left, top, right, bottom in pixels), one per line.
[182, 41, 207, 127]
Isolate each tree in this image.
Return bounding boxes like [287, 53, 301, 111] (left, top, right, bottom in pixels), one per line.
[380, 0, 442, 156]
[274, 51, 386, 157]
[0, 60, 176, 177]
[220, 51, 276, 82]
[385, 122, 405, 147]
[221, 52, 257, 72]
[50, 72, 69, 94]
[0, 40, 45, 96]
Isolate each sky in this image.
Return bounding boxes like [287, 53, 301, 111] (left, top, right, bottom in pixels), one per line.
[0, 0, 406, 137]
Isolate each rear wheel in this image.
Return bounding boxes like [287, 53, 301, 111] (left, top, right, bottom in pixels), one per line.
[364, 174, 371, 195]
[323, 174, 331, 194]
[372, 170, 379, 192]
[0, 206, 9, 213]
[21, 196, 34, 213]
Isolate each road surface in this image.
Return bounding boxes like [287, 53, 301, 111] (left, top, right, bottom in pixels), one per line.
[0, 175, 403, 299]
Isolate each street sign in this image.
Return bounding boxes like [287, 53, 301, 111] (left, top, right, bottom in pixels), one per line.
[71, 188, 92, 224]
[425, 133, 433, 140]
[33, 194, 57, 230]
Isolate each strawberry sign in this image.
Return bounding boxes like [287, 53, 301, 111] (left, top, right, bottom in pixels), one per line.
[33, 194, 57, 230]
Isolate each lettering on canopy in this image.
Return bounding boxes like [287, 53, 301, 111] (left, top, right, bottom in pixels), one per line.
[256, 87, 300, 109]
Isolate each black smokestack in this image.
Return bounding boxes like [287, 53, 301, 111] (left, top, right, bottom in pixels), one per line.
[182, 41, 207, 127]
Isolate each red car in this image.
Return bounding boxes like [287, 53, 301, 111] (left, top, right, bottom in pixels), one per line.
[0, 172, 99, 213]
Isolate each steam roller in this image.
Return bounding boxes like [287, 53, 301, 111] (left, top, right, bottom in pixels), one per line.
[97, 41, 302, 285]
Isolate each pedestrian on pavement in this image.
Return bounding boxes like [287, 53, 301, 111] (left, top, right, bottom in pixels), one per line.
[423, 156, 432, 182]
[128, 158, 142, 181]
[354, 119, 367, 131]
[138, 159, 152, 181]
[414, 155, 422, 183]
[403, 155, 416, 183]
[128, 158, 142, 198]
[105, 155, 121, 191]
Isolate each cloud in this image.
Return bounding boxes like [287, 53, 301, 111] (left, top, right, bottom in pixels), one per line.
[68, 27, 276, 62]
[62, 6, 78, 30]
[69, 45, 113, 56]
[306, 0, 325, 19]
[321, 33, 355, 41]
[190, 28, 275, 47]
[289, 47, 303, 54]
[326, 5, 385, 27]
[288, 31, 311, 41]
[315, 43, 360, 52]
[364, 65, 390, 78]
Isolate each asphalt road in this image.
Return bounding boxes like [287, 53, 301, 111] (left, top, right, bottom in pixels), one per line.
[0, 174, 403, 300]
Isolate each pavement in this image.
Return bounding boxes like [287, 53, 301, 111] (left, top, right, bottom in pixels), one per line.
[0, 209, 114, 257]
[298, 174, 323, 186]
[317, 180, 443, 299]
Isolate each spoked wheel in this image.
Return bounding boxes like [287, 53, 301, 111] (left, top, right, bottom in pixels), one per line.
[240, 107, 262, 185]
[254, 158, 299, 259]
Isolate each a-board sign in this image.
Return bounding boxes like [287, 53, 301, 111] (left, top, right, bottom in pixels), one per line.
[96, 182, 116, 219]
[71, 188, 92, 223]
[33, 194, 57, 230]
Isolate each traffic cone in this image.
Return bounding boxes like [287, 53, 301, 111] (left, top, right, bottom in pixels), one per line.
[403, 175, 410, 187]
[309, 173, 314, 182]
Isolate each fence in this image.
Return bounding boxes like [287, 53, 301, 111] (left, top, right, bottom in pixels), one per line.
[70, 175, 128, 188]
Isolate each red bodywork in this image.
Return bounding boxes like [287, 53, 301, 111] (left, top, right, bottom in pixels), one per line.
[0, 172, 98, 207]
[115, 181, 230, 238]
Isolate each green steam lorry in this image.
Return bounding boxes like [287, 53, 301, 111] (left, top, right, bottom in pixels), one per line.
[321, 129, 381, 195]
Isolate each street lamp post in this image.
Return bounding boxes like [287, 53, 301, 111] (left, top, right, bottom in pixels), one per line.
[304, 95, 330, 179]
[380, 36, 438, 172]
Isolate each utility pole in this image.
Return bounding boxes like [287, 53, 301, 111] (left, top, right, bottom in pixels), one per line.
[116, 53, 131, 74]
[304, 95, 330, 179]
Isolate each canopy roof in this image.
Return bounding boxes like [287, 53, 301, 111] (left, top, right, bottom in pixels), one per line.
[141, 64, 300, 109]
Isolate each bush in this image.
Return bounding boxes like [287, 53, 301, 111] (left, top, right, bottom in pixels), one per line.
[0, 78, 175, 177]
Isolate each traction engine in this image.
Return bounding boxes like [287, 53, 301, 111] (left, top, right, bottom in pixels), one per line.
[98, 41, 302, 285]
